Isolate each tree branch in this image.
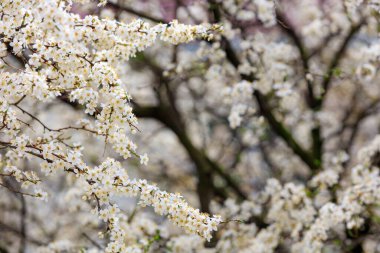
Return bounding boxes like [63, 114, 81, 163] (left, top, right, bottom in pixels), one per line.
[276, 9, 323, 163]
[133, 103, 248, 203]
[105, 2, 165, 23]
[276, 10, 317, 108]
[253, 90, 320, 170]
[318, 20, 364, 106]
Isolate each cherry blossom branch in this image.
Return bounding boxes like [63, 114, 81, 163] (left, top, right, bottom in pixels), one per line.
[209, 1, 320, 171]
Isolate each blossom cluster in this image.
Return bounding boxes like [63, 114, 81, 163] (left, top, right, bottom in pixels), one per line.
[2, 0, 380, 252]
[0, 0, 222, 251]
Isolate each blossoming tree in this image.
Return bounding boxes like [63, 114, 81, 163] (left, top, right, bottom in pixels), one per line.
[1, 0, 380, 252]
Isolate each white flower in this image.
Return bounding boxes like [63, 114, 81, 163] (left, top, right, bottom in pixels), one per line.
[356, 63, 377, 83]
[139, 153, 149, 165]
[34, 188, 48, 201]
